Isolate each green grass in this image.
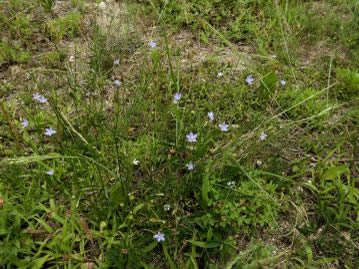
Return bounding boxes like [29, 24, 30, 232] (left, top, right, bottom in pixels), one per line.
[1, 0, 359, 268]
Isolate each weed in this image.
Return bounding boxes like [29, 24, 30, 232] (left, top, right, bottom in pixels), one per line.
[46, 12, 82, 41]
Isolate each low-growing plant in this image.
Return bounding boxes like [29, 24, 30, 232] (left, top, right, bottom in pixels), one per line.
[45, 12, 82, 41]
[0, 41, 31, 64]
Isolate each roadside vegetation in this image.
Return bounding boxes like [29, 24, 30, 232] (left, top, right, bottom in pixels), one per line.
[0, 0, 358, 268]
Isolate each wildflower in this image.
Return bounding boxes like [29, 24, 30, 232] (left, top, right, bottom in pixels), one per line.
[153, 231, 165, 242]
[245, 75, 254, 85]
[208, 111, 215, 122]
[113, 59, 120, 65]
[33, 92, 41, 100]
[219, 122, 229, 132]
[113, 80, 121, 88]
[38, 96, 48, 103]
[163, 204, 170, 211]
[33, 93, 48, 104]
[186, 161, 195, 171]
[280, 79, 286, 86]
[21, 118, 29, 128]
[133, 159, 139, 166]
[217, 72, 223, 78]
[98, 1, 106, 9]
[44, 127, 56, 136]
[259, 131, 267, 141]
[227, 181, 235, 188]
[69, 55, 75, 62]
[149, 41, 157, 48]
[186, 132, 198, 143]
[47, 169, 54, 176]
[173, 92, 182, 104]
[256, 160, 262, 166]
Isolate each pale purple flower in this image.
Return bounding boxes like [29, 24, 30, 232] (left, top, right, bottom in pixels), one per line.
[113, 80, 121, 88]
[44, 127, 56, 136]
[153, 232, 165, 242]
[113, 59, 120, 65]
[33, 92, 41, 100]
[149, 41, 157, 48]
[173, 92, 182, 104]
[245, 75, 254, 85]
[280, 79, 286, 86]
[33, 93, 48, 104]
[217, 72, 223, 78]
[21, 118, 29, 128]
[219, 122, 229, 132]
[208, 111, 215, 122]
[186, 132, 197, 143]
[38, 96, 48, 103]
[259, 131, 267, 141]
[186, 161, 195, 171]
[47, 169, 54, 176]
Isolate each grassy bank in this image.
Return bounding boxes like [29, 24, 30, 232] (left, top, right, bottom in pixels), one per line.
[0, 0, 358, 268]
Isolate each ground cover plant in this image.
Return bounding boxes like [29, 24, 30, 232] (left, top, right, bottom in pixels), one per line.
[0, 0, 358, 268]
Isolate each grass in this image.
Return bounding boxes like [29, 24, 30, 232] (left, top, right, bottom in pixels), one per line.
[0, 0, 359, 268]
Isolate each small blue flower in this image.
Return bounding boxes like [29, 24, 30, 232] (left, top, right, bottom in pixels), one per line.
[149, 41, 157, 48]
[44, 127, 56, 136]
[186, 132, 197, 143]
[33, 93, 48, 104]
[219, 122, 229, 132]
[173, 92, 182, 104]
[259, 131, 267, 141]
[21, 118, 29, 128]
[245, 75, 254, 85]
[47, 169, 54, 175]
[186, 161, 195, 171]
[153, 231, 165, 242]
[208, 111, 215, 122]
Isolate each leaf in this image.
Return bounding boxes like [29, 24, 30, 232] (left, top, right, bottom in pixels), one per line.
[35, 218, 53, 233]
[163, 244, 177, 269]
[133, 203, 145, 215]
[207, 228, 213, 241]
[261, 72, 277, 92]
[321, 165, 349, 180]
[188, 240, 221, 249]
[189, 256, 199, 269]
[109, 182, 126, 209]
[32, 255, 50, 269]
[201, 171, 210, 208]
[142, 241, 158, 254]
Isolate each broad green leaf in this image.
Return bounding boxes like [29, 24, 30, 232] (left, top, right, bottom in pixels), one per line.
[32, 255, 50, 269]
[321, 165, 348, 180]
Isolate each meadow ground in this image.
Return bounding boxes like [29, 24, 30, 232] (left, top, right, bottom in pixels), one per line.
[0, 0, 359, 268]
